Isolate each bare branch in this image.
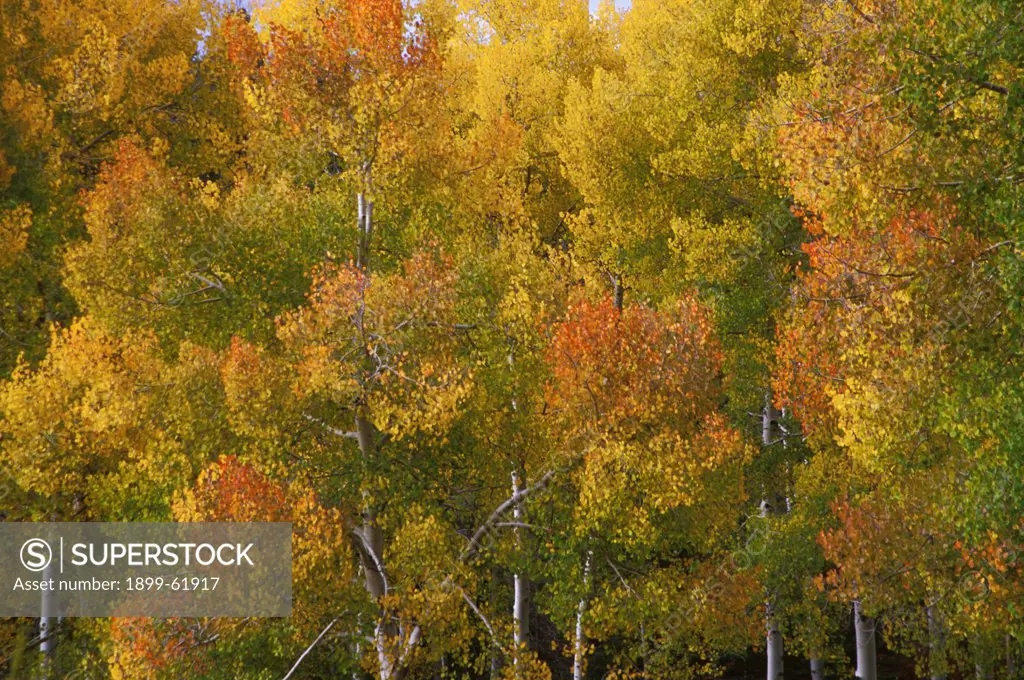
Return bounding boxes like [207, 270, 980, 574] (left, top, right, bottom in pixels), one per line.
[461, 468, 557, 560]
[282, 617, 340, 680]
[304, 414, 359, 439]
[458, 587, 502, 650]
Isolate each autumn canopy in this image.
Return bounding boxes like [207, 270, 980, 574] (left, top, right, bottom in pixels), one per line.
[0, 0, 1022, 677]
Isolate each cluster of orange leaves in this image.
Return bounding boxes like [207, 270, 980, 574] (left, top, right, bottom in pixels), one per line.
[107, 456, 356, 677]
[818, 488, 1024, 634]
[79, 139, 169, 248]
[774, 206, 982, 434]
[222, 0, 437, 134]
[816, 493, 944, 602]
[172, 454, 293, 521]
[546, 295, 723, 435]
[220, 336, 296, 439]
[107, 617, 212, 680]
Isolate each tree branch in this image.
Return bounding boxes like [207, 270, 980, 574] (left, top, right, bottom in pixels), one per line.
[461, 468, 557, 560]
[282, 617, 341, 680]
[304, 414, 359, 439]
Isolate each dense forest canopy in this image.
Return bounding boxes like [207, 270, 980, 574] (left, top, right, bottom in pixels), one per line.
[0, 0, 1022, 677]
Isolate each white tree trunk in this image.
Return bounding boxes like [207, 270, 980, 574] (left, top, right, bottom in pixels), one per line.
[766, 614, 783, 680]
[854, 601, 877, 680]
[353, 412, 417, 680]
[809, 657, 824, 680]
[353, 614, 363, 680]
[352, 167, 409, 680]
[573, 551, 592, 680]
[512, 471, 525, 677]
[762, 399, 779, 452]
[762, 396, 783, 680]
[357, 193, 367, 269]
[355, 171, 374, 272]
[363, 196, 373, 264]
[40, 558, 56, 679]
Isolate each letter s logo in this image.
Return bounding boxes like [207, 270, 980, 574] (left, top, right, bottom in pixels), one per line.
[20, 538, 52, 572]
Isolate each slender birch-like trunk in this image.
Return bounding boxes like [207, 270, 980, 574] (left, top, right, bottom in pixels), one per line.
[351, 172, 415, 680]
[766, 614, 783, 680]
[762, 396, 783, 680]
[354, 613, 363, 680]
[853, 600, 877, 680]
[809, 657, 824, 680]
[353, 423, 422, 680]
[573, 551, 592, 680]
[356, 168, 374, 272]
[512, 471, 525, 677]
[354, 413, 397, 680]
[40, 558, 56, 679]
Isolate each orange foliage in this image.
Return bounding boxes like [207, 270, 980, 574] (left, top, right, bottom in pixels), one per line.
[222, 14, 263, 73]
[173, 454, 291, 522]
[220, 336, 296, 439]
[174, 455, 359, 622]
[79, 139, 169, 248]
[347, 0, 405, 67]
[774, 207, 984, 435]
[108, 617, 212, 680]
[222, 0, 438, 142]
[108, 457, 358, 677]
[546, 295, 722, 435]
